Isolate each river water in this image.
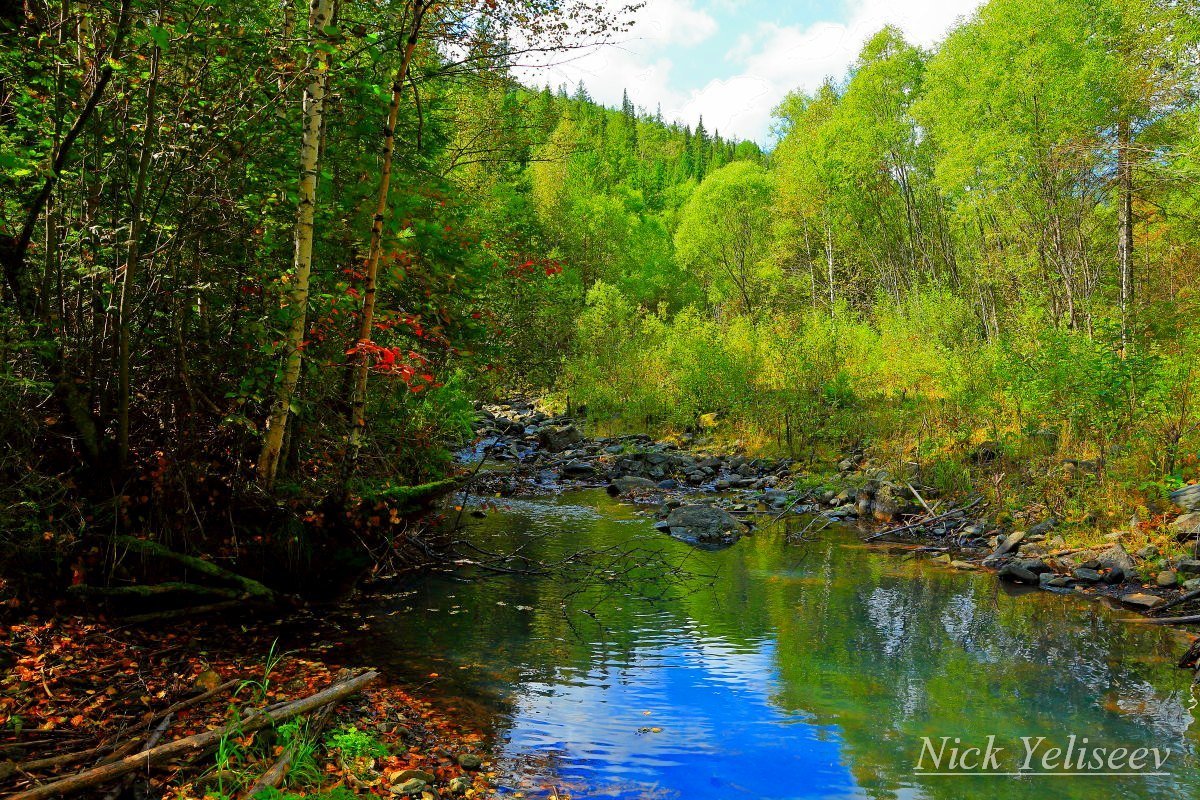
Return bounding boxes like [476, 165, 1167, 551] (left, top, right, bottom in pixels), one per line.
[355, 488, 1200, 799]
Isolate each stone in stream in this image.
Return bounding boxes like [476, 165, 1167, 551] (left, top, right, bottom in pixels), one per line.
[994, 530, 1026, 556]
[661, 505, 744, 548]
[1072, 568, 1103, 583]
[1170, 484, 1200, 512]
[607, 476, 658, 496]
[395, 769, 437, 785]
[1121, 593, 1166, 611]
[538, 424, 584, 452]
[457, 753, 484, 770]
[390, 778, 427, 795]
[998, 563, 1038, 584]
[950, 560, 976, 570]
[1096, 543, 1137, 575]
[447, 776, 473, 794]
[562, 459, 594, 477]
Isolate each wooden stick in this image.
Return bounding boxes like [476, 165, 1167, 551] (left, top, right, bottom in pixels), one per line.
[8, 671, 378, 800]
[1125, 614, 1200, 625]
[864, 497, 983, 542]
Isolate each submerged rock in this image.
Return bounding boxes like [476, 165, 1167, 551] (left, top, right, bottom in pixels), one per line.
[662, 505, 744, 548]
[998, 563, 1038, 584]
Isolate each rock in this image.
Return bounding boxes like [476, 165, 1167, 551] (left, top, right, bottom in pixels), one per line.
[1185, 577, 1200, 592]
[950, 560, 976, 570]
[1157, 570, 1178, 587]
[1171, 484, 1200, 512]
[1171, 512, 1200, 540]
[562, 460, 594, 478]
[930, 553, 952, 563]
[607, 476, 657, 496]
[1177, 559, 1200, 575]
[457, 753, 483, 771]
[994, 531, 1026, 556]
[1096, 543, 1137, 575]
[658, 479, 680, 490]
[1027, 518, 1058, 538]
[538, 425, 584, 452]
[391, 779, 427, 795]
[1015, 558, 1052, 574]
[1137, 544, 1160, 560]
[447, 776, 472, 794]
[1072, 568, 1103, 583]
[1041, 573, 1073, 588]
[998, 563, 1038, 584]
[971, 441, 1002, 464]
[1103, 567, 1126, 585]
[1121, 593, 1166, 610]
[395, 769, 437, 785]
[662, 505, 744, 547]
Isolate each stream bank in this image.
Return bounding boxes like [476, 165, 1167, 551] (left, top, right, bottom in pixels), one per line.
[468, 398, 1200, 629]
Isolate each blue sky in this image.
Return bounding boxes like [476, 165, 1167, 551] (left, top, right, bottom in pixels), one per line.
[514, 0, 986, 145]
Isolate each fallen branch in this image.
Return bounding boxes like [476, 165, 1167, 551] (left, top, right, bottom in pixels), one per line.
[8, 671, 378, 800]
[864, 497, 983, 542]
[69, 582, 245, 600]
[115, 536, 276, 602]
[1125, 614, 1200, 625]
[1150, 588, 1200, 615]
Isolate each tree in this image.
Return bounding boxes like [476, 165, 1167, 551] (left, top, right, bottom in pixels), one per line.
[674, 161, 776, 315]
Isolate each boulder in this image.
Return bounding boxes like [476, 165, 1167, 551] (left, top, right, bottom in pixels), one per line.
[1027, 518, 1058, 538]
[1120, 593, 1165, 611]
[561, 459, 594, 477]
[994, 531, 1026, 556]
[1072, 568, 1102, 583]
[1171, 512, 1200, 540]
[662, 505, 744, 547]
[447, 776, 473, 794]
[538, 424, 584, 452]
[607, 476, 658, 496]
[390, 778, 427, 795]
[1171, 484, 1200, 512]
[1096, 543, 1137, 575]
[998, 563, 1038, 584]
[1157, 570, 1178, 587]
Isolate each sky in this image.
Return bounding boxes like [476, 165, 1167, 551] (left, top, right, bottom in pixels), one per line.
[512, 0, 987, 146]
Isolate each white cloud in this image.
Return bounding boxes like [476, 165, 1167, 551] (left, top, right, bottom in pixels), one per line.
[513, 0, 986, 145]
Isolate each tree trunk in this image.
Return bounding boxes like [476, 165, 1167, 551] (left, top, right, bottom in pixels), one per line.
[1117, 116, 1134, 350]
[258, 0, 337, 489]
[347, 1, 430, 464]
[116, 20, 161, 468]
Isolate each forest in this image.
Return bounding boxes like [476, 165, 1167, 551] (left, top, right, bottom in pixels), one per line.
[3, 0, 1200, 796]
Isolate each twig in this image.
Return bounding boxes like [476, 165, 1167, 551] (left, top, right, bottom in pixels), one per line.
[863, 497, 983, 542]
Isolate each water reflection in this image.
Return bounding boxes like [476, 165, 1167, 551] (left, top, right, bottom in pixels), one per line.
[357, 490, 1200, 799]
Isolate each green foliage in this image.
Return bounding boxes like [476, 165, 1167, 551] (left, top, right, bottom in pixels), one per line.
[325, 726, 388, 760]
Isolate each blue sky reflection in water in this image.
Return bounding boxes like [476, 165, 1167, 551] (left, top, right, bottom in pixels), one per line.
[356, 490, 1200, 799]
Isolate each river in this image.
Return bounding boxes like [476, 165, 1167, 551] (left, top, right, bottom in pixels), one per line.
[353, 488, 1200, 799]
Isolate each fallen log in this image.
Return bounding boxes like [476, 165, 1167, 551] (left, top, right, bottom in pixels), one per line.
[115, 536, 276, 602]
[1150, 588, 1200, 615]
[8, 670, 378, 800]
[69, 582, 245, 601]
[119, 600, 248, 625]
[1125, 614, 1200, 625]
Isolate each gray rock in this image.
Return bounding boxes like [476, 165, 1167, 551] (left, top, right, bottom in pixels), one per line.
[457, 753, 483, 770]
[1137, 544, 1160, 560]
[1027, 518, 1058, 537]
[1121, 593, 1165, 610]
[994, 531, 1026, 556]
[607, 476, 658, 496]
[562, 459, 594, 477]
[1016, 558, 1052, 574]
[1171, 512, 1200, 540]
[998, 563, 1038, 584]
[1096, 543, 1137, 575]
[662, 505, 744, 547]
[1157, 570, 1178, 587]
[1171, 484, 1200, 512]
[1042, 574, 1074, 588]
[1185, 577, 1200, 592]
[1103, 567, 1126, 585]
[391, 778, 427, 795]
[1072, 568, 1103, 583]
[538, 425, 584, 452]
[1177, 559, 1200, 575]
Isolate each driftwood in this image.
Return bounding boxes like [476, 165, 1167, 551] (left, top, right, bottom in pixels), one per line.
[115, 536, 276, 602]
[8, 670, 378, 800]
[863, 497, 983, 542]
[1150, 588, 1200, 615]
[1126, 614, 1200, 625]
[240, 670, 348, 797]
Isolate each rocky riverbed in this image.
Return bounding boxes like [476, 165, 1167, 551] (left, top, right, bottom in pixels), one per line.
[465, 399, 1200, 623]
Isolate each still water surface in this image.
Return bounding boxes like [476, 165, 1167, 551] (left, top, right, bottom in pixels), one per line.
[357, 489, 1200, 799]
